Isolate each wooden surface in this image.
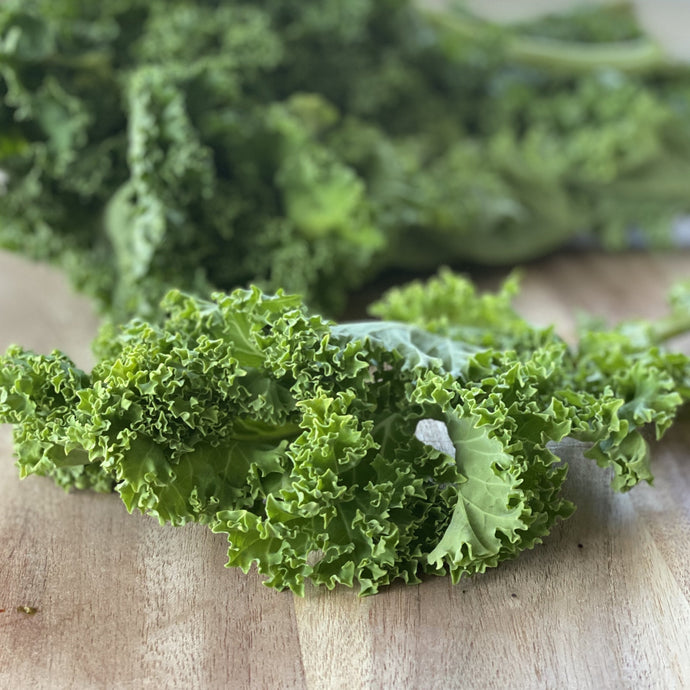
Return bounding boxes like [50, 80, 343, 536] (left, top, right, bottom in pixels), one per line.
[1, 250, 690, 690]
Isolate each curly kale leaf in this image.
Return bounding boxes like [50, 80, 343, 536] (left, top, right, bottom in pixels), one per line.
[2, 272, 689, 595]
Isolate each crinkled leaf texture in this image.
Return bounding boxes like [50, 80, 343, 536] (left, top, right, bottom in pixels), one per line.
[1, 272, 689, 595]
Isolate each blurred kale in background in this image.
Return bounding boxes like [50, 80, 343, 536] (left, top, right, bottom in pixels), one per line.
[1, 0, 689, 319]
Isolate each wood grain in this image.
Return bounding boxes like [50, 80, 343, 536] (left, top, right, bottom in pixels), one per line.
[1, 250, 690, 690]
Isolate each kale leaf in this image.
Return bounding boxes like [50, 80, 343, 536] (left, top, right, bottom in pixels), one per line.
[2, 271, 688, 595]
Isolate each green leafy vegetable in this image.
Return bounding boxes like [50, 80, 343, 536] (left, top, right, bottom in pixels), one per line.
[2, 271, 689, 595]
[2, 1, 690, 318]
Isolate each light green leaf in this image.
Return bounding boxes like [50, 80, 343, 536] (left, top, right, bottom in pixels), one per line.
[427, 414, 525, 572]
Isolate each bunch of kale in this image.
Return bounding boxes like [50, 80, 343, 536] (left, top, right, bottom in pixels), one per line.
[2, 0, 690, 318]
[3, 272, 689, 594]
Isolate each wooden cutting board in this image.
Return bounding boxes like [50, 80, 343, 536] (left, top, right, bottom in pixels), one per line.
[1, 250, 689, 689]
